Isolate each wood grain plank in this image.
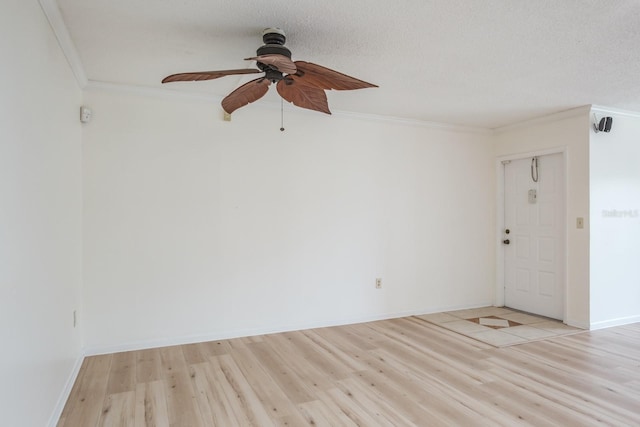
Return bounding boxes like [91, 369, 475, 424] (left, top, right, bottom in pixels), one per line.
[483, 364, 623, 426]
[216, 354, 276, 426]
[228, 345, 309, 425]
[134, 381, 169, 427]
[356, 353, 483, 426]
[336, 377, 417, 426]
[262, 333, 335, 392]
[159, 346, 205, 427]
[106, 351, 136, 395]
[304, 327, 374, 372]
[181, 343, 209, 365]
[198, 339, 232, 356]
[135, 348, 162, 383]
[98, 391, 135, 427]
[189, 362, 238, 426]
[503, 346, 640, 424]
[278, 330, 353, 380]
[297, 399, 359, 427]
[247, 341, 317, 404]
[322, 387, 391, 427]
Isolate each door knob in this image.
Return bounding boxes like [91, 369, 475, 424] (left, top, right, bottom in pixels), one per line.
[503, 239, 510, 245]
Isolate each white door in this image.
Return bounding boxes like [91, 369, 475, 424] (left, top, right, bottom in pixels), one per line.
[503, 153, 565, 320]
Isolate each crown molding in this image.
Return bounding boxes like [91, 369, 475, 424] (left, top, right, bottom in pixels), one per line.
[493, 105, 592, 134]
[591, 104, 640, 119]
[330, 109, 492, 135]
[85, 80, 221, 103]
[38, 0, 87, 88]
[84, 80, 492, 135]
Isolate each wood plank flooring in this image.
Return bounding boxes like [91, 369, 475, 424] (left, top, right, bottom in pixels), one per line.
[58, 317, 640, 426]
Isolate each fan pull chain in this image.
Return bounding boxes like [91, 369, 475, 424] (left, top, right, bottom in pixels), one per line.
[280, 98, 285, 132]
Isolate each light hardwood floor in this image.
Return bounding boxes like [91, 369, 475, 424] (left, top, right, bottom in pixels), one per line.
[58, 316, 640, 426]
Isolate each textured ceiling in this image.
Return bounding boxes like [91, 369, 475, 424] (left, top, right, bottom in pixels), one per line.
[56, 0, 640, 128]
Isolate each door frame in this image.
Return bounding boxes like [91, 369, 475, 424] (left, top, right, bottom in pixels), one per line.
[495, 147, 568, 321]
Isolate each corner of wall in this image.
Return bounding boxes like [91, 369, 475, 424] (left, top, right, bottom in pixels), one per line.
[47, 352, 85, 427]
[37, 0, 88, 88]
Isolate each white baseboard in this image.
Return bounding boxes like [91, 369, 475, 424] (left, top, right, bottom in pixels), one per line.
[589, 314, 640, 331]
[565, 318, 590, 330]
[84, 301, 493, 356]
[47, 351, 85, 427]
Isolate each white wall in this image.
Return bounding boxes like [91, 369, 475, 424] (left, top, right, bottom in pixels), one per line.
[589, 109, 640, 328]
[0, 1, 83, 425]
[494, 108, 591, 328]
[81, 88, 496, 353]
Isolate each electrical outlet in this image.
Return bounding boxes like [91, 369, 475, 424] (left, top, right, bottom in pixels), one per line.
[576, 217, 584, 229]
[375, 278, 382, 289]
[80, 106, 92, 123]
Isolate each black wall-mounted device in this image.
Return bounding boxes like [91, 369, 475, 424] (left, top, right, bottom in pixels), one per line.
[594, 116, 613, 133]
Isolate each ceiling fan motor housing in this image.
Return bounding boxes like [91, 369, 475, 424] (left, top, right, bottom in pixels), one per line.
[256, 28, 291, 81]
[257, 27, 292, 58]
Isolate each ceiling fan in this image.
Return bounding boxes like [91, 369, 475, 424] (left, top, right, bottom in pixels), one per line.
[162, 28, 377, 115]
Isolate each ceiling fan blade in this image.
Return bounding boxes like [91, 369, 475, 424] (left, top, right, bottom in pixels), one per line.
[244, 54, 297, 74]
[162, 69, 261, 83]
[291, 61, 377, 90]
[221, 78, 271, 114]
[276, 78, 330, 114]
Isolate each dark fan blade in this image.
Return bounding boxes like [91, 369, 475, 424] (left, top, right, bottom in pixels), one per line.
[221, 78, 271, 114]
[290, 61, 377, 90]
[162, 69, 261, 83]
[276, 77, 330, 114]
[244, 54, 297, 74]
